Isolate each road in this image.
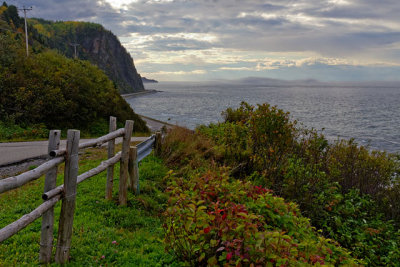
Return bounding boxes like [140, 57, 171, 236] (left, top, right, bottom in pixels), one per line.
[0, 137, 149, 166]
[0, 115, 173, 167]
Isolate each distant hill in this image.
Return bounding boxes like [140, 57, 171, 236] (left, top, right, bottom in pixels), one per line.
[235, 77, 323, 87]
[236, 76, 400, 88]
[28, 18, 145, 93]
[142, 77, 158, 83]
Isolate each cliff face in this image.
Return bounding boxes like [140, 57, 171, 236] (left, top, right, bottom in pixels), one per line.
[79, 28, 145, 93]
[30, 19, 145, 93]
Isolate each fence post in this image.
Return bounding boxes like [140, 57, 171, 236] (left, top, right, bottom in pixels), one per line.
[119, 120, 134, 206]
[105, 116, 117, 200]
[129, 146, 139, 194]
[155, 131, 162, 157]
[55, 130, 80, 264]
[39, 130, 61, 263]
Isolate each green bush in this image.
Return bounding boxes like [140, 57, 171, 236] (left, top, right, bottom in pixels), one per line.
[163, 170, 359, 266]
[0, 121, 48, 140]
[202, 102, 298, 186]
[327, 139, 399, 218]
[313, 187, 400, 265]
[177, 102, 400, 265]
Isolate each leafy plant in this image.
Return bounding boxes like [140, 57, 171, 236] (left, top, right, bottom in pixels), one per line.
[313, 187, 400, 265]
[163, 170, 359, 266]
[165, 102, 400, 265]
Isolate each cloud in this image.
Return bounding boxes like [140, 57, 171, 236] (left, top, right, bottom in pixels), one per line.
[144, 70, 207, 76]
[11, 0, 400, 81]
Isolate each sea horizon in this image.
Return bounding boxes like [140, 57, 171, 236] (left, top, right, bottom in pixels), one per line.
[129, 80, 400, 153]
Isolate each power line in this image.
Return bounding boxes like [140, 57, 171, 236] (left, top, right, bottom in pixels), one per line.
[18, 5, 32, 57]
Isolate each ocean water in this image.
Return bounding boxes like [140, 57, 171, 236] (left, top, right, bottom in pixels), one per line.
[126, 81, 400, 153]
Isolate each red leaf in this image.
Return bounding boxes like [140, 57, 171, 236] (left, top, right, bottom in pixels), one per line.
[226, 252, 233, 260]
[204, 227, 211, 234]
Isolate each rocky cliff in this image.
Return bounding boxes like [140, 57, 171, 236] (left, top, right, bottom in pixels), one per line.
[30, 19, 145, 93]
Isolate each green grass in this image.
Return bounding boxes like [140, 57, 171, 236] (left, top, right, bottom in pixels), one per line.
[0, 147, 179, 266]
[0, 121, 49, 142]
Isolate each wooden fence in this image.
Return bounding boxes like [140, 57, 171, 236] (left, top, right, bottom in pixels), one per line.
[0, 116, 161, 264]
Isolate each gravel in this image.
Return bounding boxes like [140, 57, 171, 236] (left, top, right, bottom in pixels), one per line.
[0, 157, 47, 179]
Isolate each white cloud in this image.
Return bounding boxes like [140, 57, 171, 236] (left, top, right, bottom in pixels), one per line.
[18, 0, 400, 81]
[104, 0, 136, 9]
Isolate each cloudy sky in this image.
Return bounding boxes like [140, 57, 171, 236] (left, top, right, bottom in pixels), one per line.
[10, 0, 400, 81]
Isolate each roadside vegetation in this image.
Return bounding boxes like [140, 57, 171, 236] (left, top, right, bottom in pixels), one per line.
[160, 102, 400, 266]
[2, 106, 399, 265]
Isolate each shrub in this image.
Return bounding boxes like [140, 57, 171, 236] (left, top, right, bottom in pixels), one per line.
[312, 187, 400, 265]
[161, 127, 218, 175]
[327, 139, 399, 215]
[163, 170, 359, 266]
[199, 102, 400, 219]
[200, 102, 298, 187]
[172, 102, 400, 265]
[0, 121, 48, 140]
[0, 33, 148, 134]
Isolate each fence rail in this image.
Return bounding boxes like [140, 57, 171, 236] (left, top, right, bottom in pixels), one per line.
[0, 157, 64, 194]
[49, 128, 126, 157]
[0, 116, 162, 264]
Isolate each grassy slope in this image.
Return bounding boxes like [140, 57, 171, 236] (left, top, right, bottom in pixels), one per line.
[0, 146, 178, 266]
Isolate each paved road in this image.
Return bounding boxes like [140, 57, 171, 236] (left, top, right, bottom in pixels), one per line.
[0, 137, 149, 166]
[0, 115, 173, 166]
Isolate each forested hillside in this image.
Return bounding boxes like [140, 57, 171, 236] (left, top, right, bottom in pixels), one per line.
[0, 3, 148, 137]
[29, 18, 145, 93]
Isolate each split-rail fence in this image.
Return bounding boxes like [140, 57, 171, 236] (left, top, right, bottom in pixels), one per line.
[0, 116, 162, 264]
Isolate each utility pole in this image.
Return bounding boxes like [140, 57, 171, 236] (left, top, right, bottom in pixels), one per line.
[19, 6, 32, 57]
[69, 43, 80, 59]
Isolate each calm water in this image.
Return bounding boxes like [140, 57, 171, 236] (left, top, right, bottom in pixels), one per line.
[126, 81, 400, 153]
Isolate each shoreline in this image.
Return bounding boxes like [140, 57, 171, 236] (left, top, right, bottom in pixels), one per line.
[121, 89, 160, 99]
[139, 114, 175, 128]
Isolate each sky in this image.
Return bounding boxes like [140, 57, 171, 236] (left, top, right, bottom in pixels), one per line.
[9, 0, 400, 82]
